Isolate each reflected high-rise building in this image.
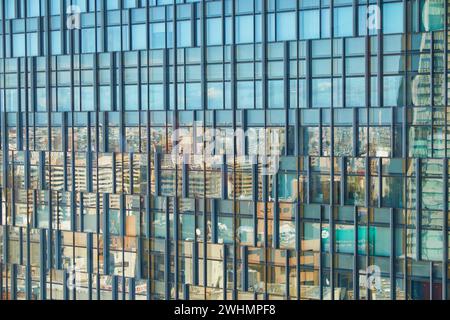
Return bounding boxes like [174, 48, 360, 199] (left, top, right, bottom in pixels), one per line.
[1, 0, 450, 301]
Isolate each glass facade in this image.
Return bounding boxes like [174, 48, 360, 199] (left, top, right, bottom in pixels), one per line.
[0, 0, 449, 301]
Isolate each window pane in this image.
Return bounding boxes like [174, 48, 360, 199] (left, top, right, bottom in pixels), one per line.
[132, 24, 147, 50]
[149, 84, 164, 110]
[268, 80, 284, 109]
[334, 7, 353, 37]
[207, 83, 223, 109]
[346, 77, 365, 107]
[82, 28, 96, 53]
[150, 23, 165, 49]
[312, 79, 331, 108]
[237, 81, 254, 109]
[300, 10, 320, 40]
[186, 83, 201, 109]
[207, 18, 222, 45]
[383, 2, 404, 34]
[277, 12, 296, 41]
[177, 20, 192, 47]
[236, 15, 254, 44]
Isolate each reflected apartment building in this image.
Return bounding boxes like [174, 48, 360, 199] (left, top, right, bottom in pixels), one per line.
[0, 0, 450, 301]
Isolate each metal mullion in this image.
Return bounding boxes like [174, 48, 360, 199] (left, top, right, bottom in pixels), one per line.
[10, 152, 16, 226]
[17, 59, 23, 151]
[136, 53, 142, 134]
[222, 243, 227, 300]
[120, 194, 126, 301]
[39, 228, 46, 300]
[145, 1, 153, 254]
[94, 194, 100, 300]
[192, 200, 199, 287]
[241, 246, 248, 292]
[306, 40, 312, 109]
[329, 0, 335, 300]
[415, 158, 422, 261]
[25, 190, 31, 300]
[353, 206, 359, 300]
[439, 39, 449, 320]
[230, 0, 238, 300]
[173, 2, 180, 299]
[430, 261, 434, 300]
[365, 208, 371, 300]
[10, 263, 16, 300]
[444, 0, 449, 161]
[403, 206, 408, 300]
[102, 193, 110, 276]
[319, 205, 323, 300]
[144, 20, 153, 293]
[24, 57, 30, 166]
[100, 0, 106, 53]
[443, 3, 450, 291]
[284, 41, 289, 156]
[5, 19, 11, 59]
[340, 157, 346, 207]
[164, 194, 170, 301]
[402, 0, 408, 159]
[252, 159, 258, 248]
[25, 252, 31, 300]
[62, 118, 68, 194]
[118, 53, 125, 153]
[306, 155, 311, 204]
[391, 107, 396, 157]
[377, 0, 383, 110]
[295, 104, 301, 158]
[111, 275, 118, 301]
[414, 0, 421, 33]
[145, 114, 151, 234]
[86, 113, 93, 194]
[378, 157, 382, 208]
[273, 172, 279, 249]
[211, 199, 218, 245]
[0, 263, 2, 301]
[126, 8, 131, 52]
[342, 39, 346, 109]
[220, 0, 226, 110]
[353, 108, 358, 158]
[47, 190, 55, 276]
[86, 218, 94, 298]
[262, 0, 269, 299]
[364, 7, 372, 299]
[109, 53, 116, 113]
[295, 173, 301, 300]
[431, 32, 435, 155]
[128, 277, 135, 301]
[43, 0, 53, 301]
[59, 0, 65, 55]
[352, 0, 358, 37]
[200, 0, 208, 298]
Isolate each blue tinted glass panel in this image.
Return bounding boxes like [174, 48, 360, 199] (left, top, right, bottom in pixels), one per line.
[236, 16, 254, 44]
[334, 7, 353, 37]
